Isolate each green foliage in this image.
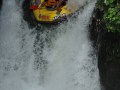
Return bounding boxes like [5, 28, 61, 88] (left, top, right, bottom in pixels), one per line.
[104, 0, 115, 5]
[98, 0, 120, 32]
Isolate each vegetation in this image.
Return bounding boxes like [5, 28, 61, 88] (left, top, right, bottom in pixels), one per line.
[97, 0, 120, 32]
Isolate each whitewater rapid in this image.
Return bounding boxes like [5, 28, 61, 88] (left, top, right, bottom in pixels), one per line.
[0, 0, 101, 90]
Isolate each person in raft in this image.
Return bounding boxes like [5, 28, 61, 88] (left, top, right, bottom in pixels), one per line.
[39, 0, 68, 14]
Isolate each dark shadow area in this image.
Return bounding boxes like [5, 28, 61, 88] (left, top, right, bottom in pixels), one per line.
[90, 8, 120, 90]
[0, 0, 2, 10]
[22, 0, 37, 29]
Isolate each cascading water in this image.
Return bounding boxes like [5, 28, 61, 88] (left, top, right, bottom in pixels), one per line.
[0, 0, 101, 90]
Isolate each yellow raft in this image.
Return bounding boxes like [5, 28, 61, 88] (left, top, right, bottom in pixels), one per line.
[30, 0, 80, 23]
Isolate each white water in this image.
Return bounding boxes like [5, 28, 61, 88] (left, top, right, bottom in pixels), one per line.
[0, 0, 101, 90]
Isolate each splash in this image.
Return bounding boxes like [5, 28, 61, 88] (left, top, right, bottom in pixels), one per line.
[0, 0, 100, 90]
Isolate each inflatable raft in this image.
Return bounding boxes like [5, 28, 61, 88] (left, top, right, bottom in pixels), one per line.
[30, 0, 80, 23]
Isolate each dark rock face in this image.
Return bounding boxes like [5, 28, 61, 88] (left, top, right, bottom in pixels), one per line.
[98, 32, 120, 90]
[0, 0, 2, 10]
[90, 8, 120, 90]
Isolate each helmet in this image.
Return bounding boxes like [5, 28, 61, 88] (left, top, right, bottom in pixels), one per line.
[47, 0, 57, 6]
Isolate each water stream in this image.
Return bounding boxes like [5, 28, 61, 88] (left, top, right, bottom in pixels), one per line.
[0, 0, 101, 90]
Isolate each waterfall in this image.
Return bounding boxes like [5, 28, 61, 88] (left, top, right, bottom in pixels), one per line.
[0, 0, 101, 90]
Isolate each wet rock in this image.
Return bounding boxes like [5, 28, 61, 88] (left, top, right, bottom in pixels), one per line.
[0, 0, 2, 10]
[89, 7, 120, 90]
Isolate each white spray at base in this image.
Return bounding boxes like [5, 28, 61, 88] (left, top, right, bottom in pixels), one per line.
[0, 0, 101, 90]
